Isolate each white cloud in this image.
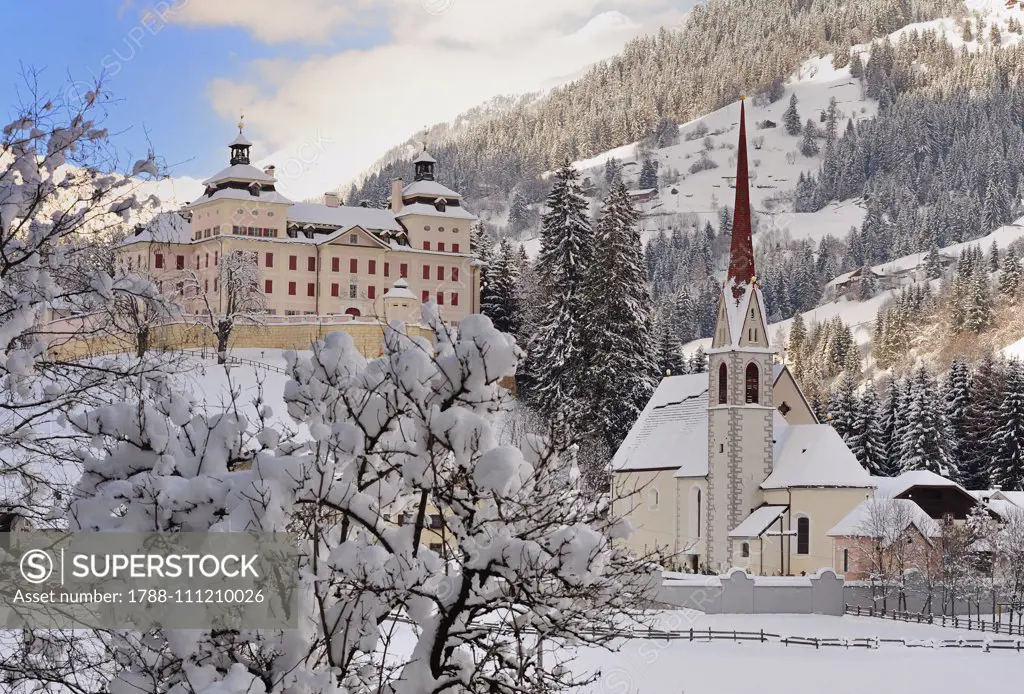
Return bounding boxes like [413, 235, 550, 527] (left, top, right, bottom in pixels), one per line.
[170, 0, 372, 43]
[175, 0, 688, 199]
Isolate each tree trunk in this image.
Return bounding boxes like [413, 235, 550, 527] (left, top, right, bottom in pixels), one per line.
[136, 326, 150, 358]
[216, 319, 231, 365]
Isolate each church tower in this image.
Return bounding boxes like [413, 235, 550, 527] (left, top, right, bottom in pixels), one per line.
[704, 100, 777, 572]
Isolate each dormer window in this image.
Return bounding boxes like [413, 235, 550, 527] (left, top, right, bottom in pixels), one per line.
[350, 234, 358, 245]
[434, 197, 446, 213]
[249, 182, 260, 197]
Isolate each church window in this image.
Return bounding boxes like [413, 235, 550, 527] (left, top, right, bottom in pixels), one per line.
[741, 542, 750, 558]
[695, 489, 702, 537]
[648, 488, 659, 508]
[796, 517, 810, 555]
[842, 548, 849, 572]
[718, 364, 728, 404]
[745, 363, 760, 404]
[778, 402, 792, 417]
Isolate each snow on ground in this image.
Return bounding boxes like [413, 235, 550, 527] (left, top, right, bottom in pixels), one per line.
[561, 609, 1022, 694]
[1002, 335, 1024, 359]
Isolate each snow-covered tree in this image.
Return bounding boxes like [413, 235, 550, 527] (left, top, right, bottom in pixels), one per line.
[481, 238, 521, 335]
[186, 249, 265, 364]
[654, 313, 686, 378]
[825, 371, 860, 445]
[0, 75, 167, 526]
[638, 159, 659, 190]
[992, 358, 1024, 491]
[850, 381, 888, 475]
[999, 251, 1021, 297]
[783, 93, 802, 136]
[800, 119, 821, 157]
[507, 188, 530, 233]
[900, 363, 957, 478]
[15, 306, 659, 694]
[523, 161, 594, 433]
[583, 182, 657, 450]
[944, 358, 973, 483]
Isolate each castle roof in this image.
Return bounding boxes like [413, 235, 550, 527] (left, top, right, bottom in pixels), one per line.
[287, 203, 404, 232]
[204, 163, 275, 186]
[402, 179, 462, 199]
[394, 202, 477, 221]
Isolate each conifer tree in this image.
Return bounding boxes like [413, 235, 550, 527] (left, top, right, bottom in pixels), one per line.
[993, 359, 1024, 491]
[481, 239, 521, 335]
[523, 161, 594, 431]
[825, 371, 860, 444]
[801, 119, 821, 157]
[925, 243, 943, 279]
[944, 358, 974, 482]
[878, 377, 905, 476]
[961, 353, 1004, 489]
[900, 363, 957, 478]
[508, 189, 529, 233]
[583, 181, 658, 449]
[1000, 251, 1021, 297]
[639, 159, 659, 189]
[965, 269, 993, 333]
[783, 93, 802, 135]
[849, 52, 865, 78]
[850, 381, 888, 475]
[788, 313, 808, 380]
[989, 239, 1001, 273]
[689, 346, 708, 374]
[654, 314, 687, 378]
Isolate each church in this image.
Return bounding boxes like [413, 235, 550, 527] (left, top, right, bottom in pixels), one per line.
[610, 101, 875, 576]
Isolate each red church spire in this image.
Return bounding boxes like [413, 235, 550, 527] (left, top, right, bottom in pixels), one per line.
[727, 99, 756, 288]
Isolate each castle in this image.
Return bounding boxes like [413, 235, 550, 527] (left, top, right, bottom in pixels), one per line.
[119, 124, 481, 327]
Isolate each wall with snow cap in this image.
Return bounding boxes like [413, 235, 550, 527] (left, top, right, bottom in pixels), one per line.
[657, 567, 844, 615]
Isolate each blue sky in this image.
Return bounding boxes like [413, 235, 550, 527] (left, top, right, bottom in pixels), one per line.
[1, 1, 687, 200]
[0, 0, 390, 180]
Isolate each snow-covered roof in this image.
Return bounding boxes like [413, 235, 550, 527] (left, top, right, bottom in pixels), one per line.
[729, 505, 788, 538]
[204, 164, 275, 186]
[395, 202, 477, 221]
[872, 471, 965, 499]
[988, 499, 1021, 520]
[827, 498, 940, 539]
[762, 425, 874, 489]
[629, 188, 657, 196]
[197, 187, 294, 205]
[287, 203, 404, 232]
[230, 133, 252, 147]
[611, 374, 709, 473]
[122, 211, 190, 245]
[402, 180, 461, 199]
[383, 279, 417, 300]
[413, 150, 437, 164]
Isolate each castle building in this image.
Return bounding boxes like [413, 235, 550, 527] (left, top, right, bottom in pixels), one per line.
[120, 126, 480, 325]
[610, 101, 875, 576]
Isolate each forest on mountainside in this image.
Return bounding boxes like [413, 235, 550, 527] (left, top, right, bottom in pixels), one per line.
[343, 0, 962, 207]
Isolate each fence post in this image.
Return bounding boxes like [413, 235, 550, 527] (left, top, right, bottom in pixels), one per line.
[760, 629, 765, 643]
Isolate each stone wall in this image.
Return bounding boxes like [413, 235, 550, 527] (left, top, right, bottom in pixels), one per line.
[656, 568, 845, 615]
[44, 320, 433, 361]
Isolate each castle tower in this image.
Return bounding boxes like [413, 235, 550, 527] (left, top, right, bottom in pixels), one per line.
[704, 99, 777, 572]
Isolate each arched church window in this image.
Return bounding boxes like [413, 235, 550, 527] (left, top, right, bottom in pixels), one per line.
[796, 516, 810, 555]
[718, 363, 728, 404]
[741, 542, 750, 558]
[690, 486, 702, 538]
[745, 363, 760, 404]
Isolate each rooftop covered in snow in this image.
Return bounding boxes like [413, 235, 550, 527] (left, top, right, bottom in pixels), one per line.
[762, 424, 874, 489]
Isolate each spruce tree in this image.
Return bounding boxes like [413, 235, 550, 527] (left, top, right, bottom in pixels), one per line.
[825, 371, 860, 445]
[654, 314, 686, 378]
[507, 189, 529, 233]
[783, 93, 802, 136]
[849, 52, 865, 78]
[900, 363, 958, 478]
[800, 119, 820, 157]
[523, 161, 594, 431]
[944, 358, 974, 483]
[965, 269, 993, 333]
[925, 244, 943, 280]
[481, 239, 521, 335]
[992, 359, 1024, 491]
[689, 346, 708, 374]
[999, 251, 1021, 297]
[583, 181, 658, 449]
[639, 159, 659, 189]
[850, 381, 888, 475]
[961, 353, 1004, 489]
[788, 313, 808, 380]
[878, 377, 904, 476]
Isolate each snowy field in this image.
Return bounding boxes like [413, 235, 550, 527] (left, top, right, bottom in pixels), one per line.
[559, 611, 1022, 694]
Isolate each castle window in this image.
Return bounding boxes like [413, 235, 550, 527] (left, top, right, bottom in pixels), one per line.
[350, 234, 358, 245]
[796, 516, 810, 555]
[741, 542, 750, 558]
[745, 363, 760, 404]
[349, 284, 358, 299]
[718, 363, 728, 404]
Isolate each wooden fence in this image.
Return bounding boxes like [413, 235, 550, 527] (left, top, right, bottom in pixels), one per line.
[392, 616, 1024, 652]
[845, 604, 1024, 637]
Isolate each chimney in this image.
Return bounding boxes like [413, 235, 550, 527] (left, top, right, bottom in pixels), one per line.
[391, 178, 404, 213]
[264, 164, 276, 178]
[324, 192, 340, 208]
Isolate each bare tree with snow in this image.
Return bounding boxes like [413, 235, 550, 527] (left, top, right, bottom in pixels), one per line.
[185, 249, 265, 364]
